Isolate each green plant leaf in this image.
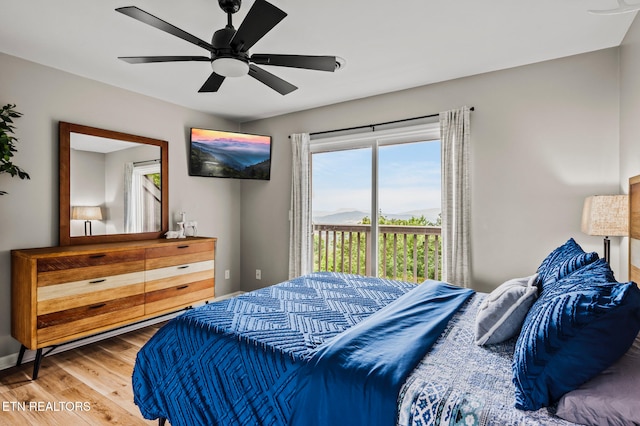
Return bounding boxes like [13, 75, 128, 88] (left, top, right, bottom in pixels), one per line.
[0, 103, 30, 195]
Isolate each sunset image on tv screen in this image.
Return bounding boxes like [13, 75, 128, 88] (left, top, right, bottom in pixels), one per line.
[189, 128, 271, 180]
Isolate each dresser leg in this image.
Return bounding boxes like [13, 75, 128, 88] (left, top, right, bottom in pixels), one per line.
[16, 345, 26, 367]
[32, 348, 43, 380]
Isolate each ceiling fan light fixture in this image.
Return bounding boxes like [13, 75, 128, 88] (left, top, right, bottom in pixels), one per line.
[211, 57, 249, 77]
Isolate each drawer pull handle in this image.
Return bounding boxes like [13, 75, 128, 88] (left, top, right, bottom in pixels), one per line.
[178, 245, 190, 249]
[88, 303, 106, 310]
[177, 285, 189, 290]
[177, 265, 190, 270]
[89, 279, 106, 284]
[89, 254, 106, 259]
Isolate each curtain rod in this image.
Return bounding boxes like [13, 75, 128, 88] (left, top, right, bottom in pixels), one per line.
[289, 107, 474, 139]
[133, 159, 160, 166]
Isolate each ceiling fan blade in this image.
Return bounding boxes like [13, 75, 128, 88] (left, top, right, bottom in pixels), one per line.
[589, 0, 640, 14]
[119, 56, 211, 64]
[251, 54, 336, 72]
[116, 6, 216, 53]
[198, 72, 226, 92]
[248, 64, 297, 95]
[230, 0, 287, 52]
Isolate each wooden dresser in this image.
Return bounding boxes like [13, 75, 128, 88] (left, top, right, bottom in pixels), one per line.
[11, 236, 215, 378]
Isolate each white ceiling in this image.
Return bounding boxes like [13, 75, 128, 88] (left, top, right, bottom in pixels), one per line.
[0, 0, 636, 122]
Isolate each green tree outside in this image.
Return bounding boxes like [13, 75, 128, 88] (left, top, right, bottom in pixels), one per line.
[146, 172, 161, 189]
[313, 214, 442, 281]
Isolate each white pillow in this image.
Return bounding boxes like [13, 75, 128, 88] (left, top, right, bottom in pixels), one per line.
[474, 274, 538, 345]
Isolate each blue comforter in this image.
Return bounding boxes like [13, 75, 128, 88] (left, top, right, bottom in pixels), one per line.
[133, 273, 416, 425]
[290, 281, 474, 426]
[131, 273, 472, 426]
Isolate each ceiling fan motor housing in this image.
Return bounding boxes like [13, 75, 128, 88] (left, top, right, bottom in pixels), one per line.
[212, 27, 248, 60]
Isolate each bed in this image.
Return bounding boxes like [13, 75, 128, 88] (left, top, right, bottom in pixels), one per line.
[132, 182, 640, 426]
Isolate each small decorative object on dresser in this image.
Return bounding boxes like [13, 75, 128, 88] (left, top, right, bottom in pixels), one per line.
[185, 221, 198, 237]
[11, 236, 216, 379]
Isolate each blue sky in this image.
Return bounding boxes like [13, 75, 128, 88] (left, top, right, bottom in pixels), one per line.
[312, 140, 441, 214]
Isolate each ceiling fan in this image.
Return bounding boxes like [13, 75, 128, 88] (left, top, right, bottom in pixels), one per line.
[116, 0, 342, 95]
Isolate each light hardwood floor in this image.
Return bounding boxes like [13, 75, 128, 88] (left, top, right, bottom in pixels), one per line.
[0, 323, 164, 426]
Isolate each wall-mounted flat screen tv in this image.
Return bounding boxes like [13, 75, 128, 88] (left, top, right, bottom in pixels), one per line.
[189, 128, 272, 180]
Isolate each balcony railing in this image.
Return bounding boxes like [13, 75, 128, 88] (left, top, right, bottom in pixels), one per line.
[313, 224, 442, 282]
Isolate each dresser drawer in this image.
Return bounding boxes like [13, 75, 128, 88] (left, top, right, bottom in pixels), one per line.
[37, 249, 145, 287]
[37, 249, 145, 272]
[37, 294, 145, 346]
[145, 279, 214, 315]
[37, 271, 145, 315]
[145, 241, 214, 269]
[145, 259, 214, 315]
[145, 260, 214, 291]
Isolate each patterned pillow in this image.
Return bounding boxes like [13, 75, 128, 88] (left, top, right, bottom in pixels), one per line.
[474, 274, 539, 346]
[513, 260, 640, 411]
[538, 258, 616, 300]
[536, 238, 599, 287]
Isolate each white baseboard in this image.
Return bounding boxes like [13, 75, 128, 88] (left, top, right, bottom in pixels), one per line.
[0, 291, 245, 372]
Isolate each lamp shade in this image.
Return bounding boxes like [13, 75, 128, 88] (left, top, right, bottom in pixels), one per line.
[71, 206, 103, 221]
[581, 195, 628, 237]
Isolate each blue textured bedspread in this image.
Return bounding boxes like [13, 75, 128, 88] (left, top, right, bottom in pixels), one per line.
[290, 281, 474, 426]
[398, 295, 579, 426]
[132, 272, 418, 426]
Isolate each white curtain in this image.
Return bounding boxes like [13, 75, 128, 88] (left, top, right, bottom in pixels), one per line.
[440, 106, 471, 287]
[124, 162, 161, 233]
[124, 162, 136, 233]
[288, 133, 312, 279]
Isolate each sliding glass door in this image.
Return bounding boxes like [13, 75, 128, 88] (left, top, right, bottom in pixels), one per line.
[311, 123, 442, 280]
[312, 147, 372, 274]
[377, 141, 441, 280]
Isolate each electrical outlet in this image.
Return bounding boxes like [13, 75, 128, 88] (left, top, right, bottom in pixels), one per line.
[256, 269, 262, 280]
[224, 270, 230, 279]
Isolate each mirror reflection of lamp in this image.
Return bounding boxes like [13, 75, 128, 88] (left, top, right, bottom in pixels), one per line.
[71, 206, 103, 236]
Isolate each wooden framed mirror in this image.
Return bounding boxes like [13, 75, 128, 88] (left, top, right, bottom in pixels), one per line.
[59, 122, 169, 246]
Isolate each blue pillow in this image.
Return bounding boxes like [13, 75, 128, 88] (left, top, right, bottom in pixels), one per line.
[513, 261, 640, 411]
[536, 238, 599, 287]
[539, 258, 616, 299]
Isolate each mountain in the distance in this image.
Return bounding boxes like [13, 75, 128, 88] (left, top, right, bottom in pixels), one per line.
[313, 208, 441, 225]
[190, 141, 270, 179]
[313, 210, 369, 224]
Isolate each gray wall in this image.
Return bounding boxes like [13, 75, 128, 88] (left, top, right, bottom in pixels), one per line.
[0, 52, 243, 359]
[241, 48, 622, 293]
[70, 149, 106, 236]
